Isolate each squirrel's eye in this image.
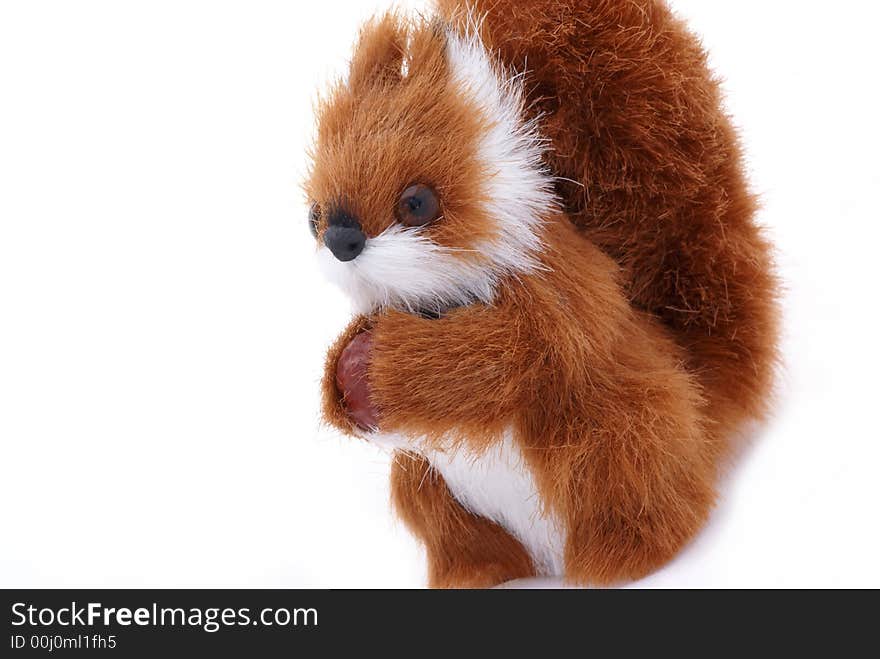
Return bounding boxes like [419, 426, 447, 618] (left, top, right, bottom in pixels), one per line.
[308, 203, 321, 237]
[397, 184, 440, 227]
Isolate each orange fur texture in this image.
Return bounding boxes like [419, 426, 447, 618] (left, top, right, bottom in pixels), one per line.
[438, 0, 780, 442]
[308, 2, 779, 588]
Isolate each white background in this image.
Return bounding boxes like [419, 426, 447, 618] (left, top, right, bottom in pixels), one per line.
[1, 0, 878, 588]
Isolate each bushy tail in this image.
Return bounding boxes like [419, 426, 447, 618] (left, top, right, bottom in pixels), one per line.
[438, 0, 779, 445]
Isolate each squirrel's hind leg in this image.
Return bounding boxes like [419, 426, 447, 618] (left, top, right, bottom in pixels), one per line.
[391, 452, 536, 589]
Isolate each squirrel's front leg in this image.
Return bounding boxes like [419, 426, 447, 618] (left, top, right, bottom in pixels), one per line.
[325, 303, 531, 440]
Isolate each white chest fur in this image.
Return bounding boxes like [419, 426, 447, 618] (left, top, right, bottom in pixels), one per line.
[377, 431, 566, 576]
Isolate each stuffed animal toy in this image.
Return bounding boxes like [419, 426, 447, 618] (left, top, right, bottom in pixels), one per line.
[306, 0, 779, 587]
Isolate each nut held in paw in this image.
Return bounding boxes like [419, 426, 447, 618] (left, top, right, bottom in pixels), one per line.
[335, 331, 380, 431]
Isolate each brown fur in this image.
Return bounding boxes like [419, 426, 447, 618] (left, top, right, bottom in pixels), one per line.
[309, 2, 779, 587]
[438, 0, 780, 447]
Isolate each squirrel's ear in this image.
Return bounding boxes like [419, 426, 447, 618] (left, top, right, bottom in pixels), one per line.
[348, 13, 407, 91]
[401, 18, 449, 80]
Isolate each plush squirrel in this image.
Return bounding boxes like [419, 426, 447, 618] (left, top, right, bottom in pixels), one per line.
[306, 0, 778, 587]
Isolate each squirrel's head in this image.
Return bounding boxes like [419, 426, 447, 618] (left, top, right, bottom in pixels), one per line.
[305, 13, 556, 315]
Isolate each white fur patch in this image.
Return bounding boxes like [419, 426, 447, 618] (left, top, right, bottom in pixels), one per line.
[378, 431, 566, 576]
[444, 25, 557, 278]
[318, 226, 497, 315]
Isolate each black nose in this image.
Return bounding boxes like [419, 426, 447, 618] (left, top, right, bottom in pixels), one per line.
[324, 225, 366, 262]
